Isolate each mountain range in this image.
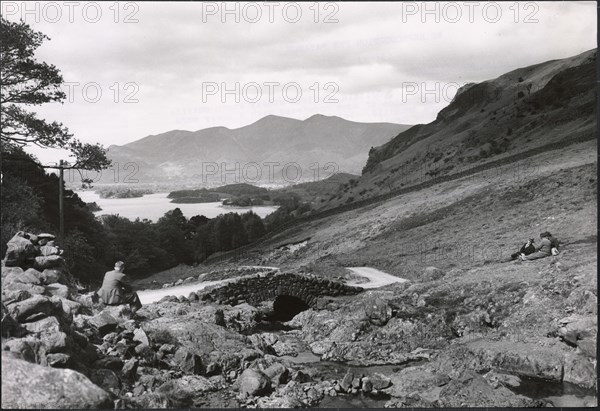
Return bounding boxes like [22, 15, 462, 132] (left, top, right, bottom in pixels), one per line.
[104, 115, 411, 186]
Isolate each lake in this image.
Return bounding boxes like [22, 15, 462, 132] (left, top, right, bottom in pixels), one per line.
[76, 191, 278, 221]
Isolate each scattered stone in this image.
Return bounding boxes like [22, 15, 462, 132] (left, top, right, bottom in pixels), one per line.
[362, 377, 373, 392]
[370, 372, 392, 390]
[364, 297, 393, 326]
[133, 328, 149, 346]
[173, 347, 202, 374]
[89, 311, 119, 335]
[122, 358, 139, 380]
[44, 283, 71, 299]
[341, 370, 354, 392]
[3, 338, 37, 363]
[239, 368, 272, 397]
[263, 363, 289, 386]
[46, 353, 71, 368]
[156, 375, 216, 407]
[7, 295, 54, 322]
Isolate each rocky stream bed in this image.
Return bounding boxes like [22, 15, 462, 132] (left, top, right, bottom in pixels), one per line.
[1, 256, 597, 408]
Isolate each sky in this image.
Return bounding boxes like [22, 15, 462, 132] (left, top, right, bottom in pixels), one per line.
[2, 1, 596, 165]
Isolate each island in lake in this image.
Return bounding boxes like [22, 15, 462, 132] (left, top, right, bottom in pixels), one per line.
[97, 188, 154, 199]
[168, 183, 271, 205]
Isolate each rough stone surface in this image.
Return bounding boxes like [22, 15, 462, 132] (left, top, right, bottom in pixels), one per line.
[239, 368, 272, 397]
[1, 354, 112, 409]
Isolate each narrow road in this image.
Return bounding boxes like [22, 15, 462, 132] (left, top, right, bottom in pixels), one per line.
[346, 267, 408, 288]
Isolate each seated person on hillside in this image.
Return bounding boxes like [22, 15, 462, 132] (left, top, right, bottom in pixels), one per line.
[520, 232, 557, 261]
[510, 238, 536, 260]
[98, 261, 142, 314]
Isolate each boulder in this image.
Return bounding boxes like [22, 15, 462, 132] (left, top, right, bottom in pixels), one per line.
[364, 296, 393, 326]
[341, 370, 354, 392]
[4, 268, 43, 286]
[563, 352, 596, 388]
[361, 377, 373, 392]
[238, 368, 272, 397]
[21, 316, 68, 353]
[121, 358, 139, 380]
[1, 354, 112, 408]
[44, 283, 71, 299]
[6, 282, 46, 296]
[2, 289, 33, 305]
[3, 338, 37, 363]
[263, 363, 289, 386]
[156, 375, 216, 407]
[88, 311, 120, 335]
[39, 269, 62, 285]
[173, 347, 203, 374]
[7, 295, 54, 322]
[370, 372, 392, 390]
[133, 328, 150, 346]
[46, 353, 72, 368]
[1, 304, 25, 338]
[1, 265, 24, 279]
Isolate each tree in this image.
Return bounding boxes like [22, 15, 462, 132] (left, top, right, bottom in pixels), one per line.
[0, 17, 110, 181]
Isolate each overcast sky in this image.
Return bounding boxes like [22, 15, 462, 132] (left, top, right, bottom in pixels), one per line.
[3, 1, 596, 164]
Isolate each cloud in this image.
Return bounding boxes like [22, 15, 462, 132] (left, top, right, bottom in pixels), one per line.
[4, 0, 595, 164]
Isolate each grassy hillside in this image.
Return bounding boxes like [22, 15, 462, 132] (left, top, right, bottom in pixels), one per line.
[322, 49, 595, 209]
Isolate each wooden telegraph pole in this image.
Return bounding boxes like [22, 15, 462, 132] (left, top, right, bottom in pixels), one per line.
[58, 160, 65, 243]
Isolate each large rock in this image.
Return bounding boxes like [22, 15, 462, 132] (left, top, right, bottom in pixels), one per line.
[4, 268, 43, 286]
[263, 363, 289, 386]
[44, 283, 71, 299]
[238, 368, 272, 397]
[1, 265, 24, 279]
[173, 347, 203, 374]
[3, 338, 37, 363]
[7, 295, 54, 322]
[21, 315, 68, 353]
[156, 375, 216, 407]
[1, 354, 112, 408]
[121, 358, 139, 380]
[563, 352, 597, 388]
[364, 296, 393, 326]
[39, 269, 62, 285]
[133, 328, 149, 346]
[88, 311, 120, 335]
[1, 304, 25, 338]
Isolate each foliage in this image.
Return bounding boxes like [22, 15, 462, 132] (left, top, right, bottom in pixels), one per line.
[0, 17, 110, 181]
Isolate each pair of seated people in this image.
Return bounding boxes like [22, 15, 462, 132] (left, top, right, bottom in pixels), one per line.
[511, 231, 559, 261]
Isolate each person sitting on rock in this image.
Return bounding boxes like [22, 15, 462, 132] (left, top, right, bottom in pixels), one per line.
[519, 232, 556, 261]
[510, 238, 536, 260]
[98, 261, 142, 314]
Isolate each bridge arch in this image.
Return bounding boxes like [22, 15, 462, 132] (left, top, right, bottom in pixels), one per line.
[199, 272, 363, 308]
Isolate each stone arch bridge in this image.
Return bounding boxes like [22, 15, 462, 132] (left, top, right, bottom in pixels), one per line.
[199, 272, 363, 307]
